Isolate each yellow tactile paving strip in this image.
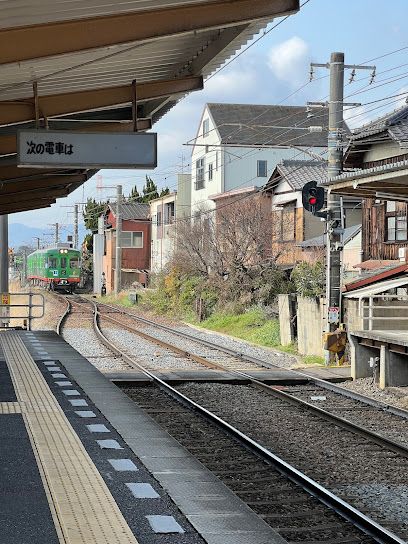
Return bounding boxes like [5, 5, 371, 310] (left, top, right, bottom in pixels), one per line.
[0, 333, 139, 544]
[0, 401, 21, 413]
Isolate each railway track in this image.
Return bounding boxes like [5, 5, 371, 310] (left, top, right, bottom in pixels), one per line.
[88, 299, 408, 454]
[54, 293, 407, 543]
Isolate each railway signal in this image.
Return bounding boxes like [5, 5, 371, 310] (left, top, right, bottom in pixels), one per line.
[302, 180, 324, 215]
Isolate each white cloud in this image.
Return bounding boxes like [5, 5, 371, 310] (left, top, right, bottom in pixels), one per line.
[268, 36, 309, 86]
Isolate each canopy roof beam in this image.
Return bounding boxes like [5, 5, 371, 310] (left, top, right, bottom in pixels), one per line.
[0, 0, 299, 65]
[0, 76, 203, 126]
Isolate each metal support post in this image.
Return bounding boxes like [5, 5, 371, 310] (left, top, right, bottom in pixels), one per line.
[0, 214, 9, 326]
[114, 185, 122, 295]
[55, 222, 59, 245]
[0, 214, 9, 292]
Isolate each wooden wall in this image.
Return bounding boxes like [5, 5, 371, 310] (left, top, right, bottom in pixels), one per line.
[362, 198, 408, 260]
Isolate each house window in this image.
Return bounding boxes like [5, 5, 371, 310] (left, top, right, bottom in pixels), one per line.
[385, 201, 407, 241]
[156, 211, 162, 226]
[121, 232, 143, 248]
[281, 202, 296, 241]
[208, 163, 213, 181]
[203, 118, 209, 137]
[164, 202, 175, 224]
[257, 160, 268, 177]
[195, 158, 205, 190]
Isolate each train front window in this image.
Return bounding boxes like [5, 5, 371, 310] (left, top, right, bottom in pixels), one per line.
[60, 257, 67, 268]
[70, 258, 79, 268]
[48, 257, 57, 268]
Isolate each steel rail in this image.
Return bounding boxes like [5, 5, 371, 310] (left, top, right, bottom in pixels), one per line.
[93, 299, 408, 421]
[95, 302, 408, 459]
[56, 294, 72, 335]
[89, 300, 405, 544]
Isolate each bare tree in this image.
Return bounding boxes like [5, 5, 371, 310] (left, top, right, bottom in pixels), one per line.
[171, 193, 289, 308]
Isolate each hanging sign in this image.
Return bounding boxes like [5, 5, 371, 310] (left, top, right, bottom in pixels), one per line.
[0, 293, 10, 305]
[17, 130, 157, 169]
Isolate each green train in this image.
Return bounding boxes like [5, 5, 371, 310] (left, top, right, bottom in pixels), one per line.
[27, 244, 81, 293]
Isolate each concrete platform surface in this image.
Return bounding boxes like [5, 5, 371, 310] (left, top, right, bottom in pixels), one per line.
[0, 329, 286, 544]
[352, 329, 408, 346]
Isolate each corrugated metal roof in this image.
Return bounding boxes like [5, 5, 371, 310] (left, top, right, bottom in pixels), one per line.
[208, 103, 331, 147]
[343, 275, 408, 298]
[109, 202, 150, 220]
[0, 0, 300, 213]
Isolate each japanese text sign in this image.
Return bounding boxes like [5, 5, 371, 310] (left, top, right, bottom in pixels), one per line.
[0, 293, 10, 305]
[18, 130, 157, 169]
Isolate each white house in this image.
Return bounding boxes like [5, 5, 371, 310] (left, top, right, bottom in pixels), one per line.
[190, 103, 330, 213]
[150, 192, 176, 273]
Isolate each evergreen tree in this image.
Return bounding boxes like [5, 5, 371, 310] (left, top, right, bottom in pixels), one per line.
[128, 185, 141, 202]
[141, 175, 159, 203]
[159, 187, 170, 197]
[83, 198, 107, 232]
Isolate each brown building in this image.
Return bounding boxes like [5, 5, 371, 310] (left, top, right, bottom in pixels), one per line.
[341, 105, 408, 265]
[103, 202, 151, 293]
[265, 160, 361, 267]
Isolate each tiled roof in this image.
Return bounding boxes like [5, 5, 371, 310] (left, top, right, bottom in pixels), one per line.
[274, 160, 327, 190]
[350, 104, 408, 141]
[109, 202, 150, 220]
[299, 224, 361, 248]
[207, 103, 333, 147]
[389, 123, 408, 148]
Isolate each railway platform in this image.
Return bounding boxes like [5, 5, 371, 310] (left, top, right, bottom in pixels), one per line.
[0, 328, 287, 544]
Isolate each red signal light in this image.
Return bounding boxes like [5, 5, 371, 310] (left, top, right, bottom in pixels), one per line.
[309, 196, 317, 205]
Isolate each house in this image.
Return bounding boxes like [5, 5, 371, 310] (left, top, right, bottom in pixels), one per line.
[325, 104, 408, 263]
[264, 160, 361, 266]
[102, 202, 150, 293]
[190, 103, 330, 214]
[298, 224, 362, 281]
[150, 192, 177, 272]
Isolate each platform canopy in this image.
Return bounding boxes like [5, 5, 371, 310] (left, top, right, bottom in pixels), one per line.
[0, 0, 299, 214]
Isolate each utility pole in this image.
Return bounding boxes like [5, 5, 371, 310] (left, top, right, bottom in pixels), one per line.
[33, 237, 41, 250]
[311, 53, 375, 362]
[48, 223, 59, 245]
[61, 203, 85, 249]
[114, 185, 122, 295]
[74, 204, 79, 249]
[326, 52, 344, 335]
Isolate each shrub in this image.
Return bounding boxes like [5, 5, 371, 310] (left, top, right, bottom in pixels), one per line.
[291, 261, 325, 297]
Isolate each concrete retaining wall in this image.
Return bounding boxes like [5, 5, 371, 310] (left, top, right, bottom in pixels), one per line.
[297, 296, 324, 357]
[278, 294, 297, 346]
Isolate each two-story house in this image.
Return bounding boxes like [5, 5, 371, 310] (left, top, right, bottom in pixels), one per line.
[265, 160, 362, 266]
[102, 202, 151, 292]
[150, 192, 176, 272]
[329, 104, 408, 266]
[190, 103, 330, 214]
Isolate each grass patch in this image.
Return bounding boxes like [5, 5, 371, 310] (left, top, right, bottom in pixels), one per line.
[198, 309, 284, 349]
[303, 355, 325, 365]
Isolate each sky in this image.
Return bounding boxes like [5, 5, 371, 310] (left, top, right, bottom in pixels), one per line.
[10, 0, 408, 242]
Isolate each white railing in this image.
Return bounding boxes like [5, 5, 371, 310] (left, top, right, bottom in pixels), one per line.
[358, 294, 408, 331]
